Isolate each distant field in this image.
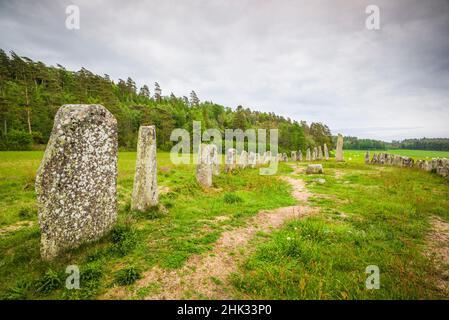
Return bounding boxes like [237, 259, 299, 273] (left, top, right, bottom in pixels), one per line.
[344, 149, 449, 163]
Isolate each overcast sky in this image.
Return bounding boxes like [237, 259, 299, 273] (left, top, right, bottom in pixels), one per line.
[1, 0, 448, 141]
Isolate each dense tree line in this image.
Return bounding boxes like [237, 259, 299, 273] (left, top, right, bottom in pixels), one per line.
[0, 49, 332, 152]
[342, 136, 388, 150]
[391, 138, 449, 151]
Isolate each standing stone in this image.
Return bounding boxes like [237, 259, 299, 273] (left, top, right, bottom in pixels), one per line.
[365, 151, 370, 164]
[335, 134, 344, 161]
[35, 104, 118, 260]
[248, 151, 257, 168]
[238, 150, 248, 169]
[291, 151, 297, 161]
[196, 144, 214, 187]
[306, 148, 311, 161]
[225, 148, 236, 172]
[317, 146, 323, 160]
[132, 126, 158, 212]
[298, 150, 303, 162]
[312, 147, 317, 161]
[323, 144, 329, 160]
[282, 153, 288, 162]
[210, 144, 220, 176]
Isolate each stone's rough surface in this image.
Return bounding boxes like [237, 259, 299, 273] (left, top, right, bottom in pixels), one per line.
[335, 134, 344, 161]
[210, 144, 220, 176]
[291, 151, 297, 161]
[317, 146, 323, 160]
[196, 144, 214, 187]
[225, 148, 236, 172]
[35, 104, 118, 260]
[306, 164, 324, 174]
[365, 151, 370, 164]
[306, 148, 311, 161]
[323, 144, 329, 160]
[238, 150, 248, 169]
[131, 126, 158, 212]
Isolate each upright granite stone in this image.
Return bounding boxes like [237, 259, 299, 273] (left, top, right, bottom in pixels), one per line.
[210, 144, 220, 176]
[248, 151, 257, 168]
[365, 151, 370, 164]
[306, 148, 311, 161]
[282, 153, 288, 162]
[323, 144, 329, 160]
[132, 126, 158, 212]
[225, 148, 236, 172]
[196, 144, 214, 187]
[238, 150, 248, 169]
[317, 146, 323, 160]
[298, 150, 303, 162]
[35, 104, 118, 260]
[291, 151, 297, 161]
[312, 147, 317, 161]
[335, 134, 344, 161]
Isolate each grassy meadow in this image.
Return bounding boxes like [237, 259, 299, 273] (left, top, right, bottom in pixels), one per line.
[0, 149, 448, 299]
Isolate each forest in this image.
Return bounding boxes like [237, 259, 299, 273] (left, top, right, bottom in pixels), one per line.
[0, 49, 333, 152]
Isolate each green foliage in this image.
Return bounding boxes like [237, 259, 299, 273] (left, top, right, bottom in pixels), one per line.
[114, 266, 141, 286]
[0, 130, 32, 150]
[0, 49, 330, 152]
[35, 269, 62, 294]
[110, 224, 138, 257]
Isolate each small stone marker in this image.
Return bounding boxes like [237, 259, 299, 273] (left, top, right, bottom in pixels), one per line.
[306, 164, 324, 174]
[35, 104, 118, 260]
[132, 126, 158, 212]
[335, 134, 344, 161]
[323, 144, 329, 160]
[196, 144, 214, 187]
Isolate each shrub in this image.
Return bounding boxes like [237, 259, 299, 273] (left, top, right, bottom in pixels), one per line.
[115, 266, 141, 286]
[110, 225, 138, 256]
[2, 280, 31, 300]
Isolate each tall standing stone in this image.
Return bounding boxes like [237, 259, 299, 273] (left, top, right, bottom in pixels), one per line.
[365, 151, 370, 164]
[196, 144, 214, 187]
[306, 148, 311, 161]
[312, 147, 317, 161]
[225, 148, 236, 172]
[282, 153, 288, 162]
[132, 126, 158, 212]
[298, 150, 303, 162]
[248, 151, 257, 168]
[323, 144, 329, 160]
[291, 151, 297, 161]
[35, 104, 118, 260]
[210, 144, 220, 176]
[238, 150, 248, 169]
[335, 134, 344, 161]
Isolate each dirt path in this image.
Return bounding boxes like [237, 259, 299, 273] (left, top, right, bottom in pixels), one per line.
[426, 217, 449, 295]
[105, 164, 315, 299]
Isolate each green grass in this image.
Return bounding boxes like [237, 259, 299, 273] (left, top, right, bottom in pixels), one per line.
[231, 159, 449, 299]
[0, 149, 448, 299]
[0, 151, 295, 299]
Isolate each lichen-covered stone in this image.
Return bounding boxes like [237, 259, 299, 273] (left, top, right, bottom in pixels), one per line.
[131, 126, 158, 212]
[35, 104, 118, 260]
[306, 148, 311, 161]
[225, 148, 236, 173]
[306, 164, 324, 174]
[196, 144, 214, 187]
[335, 134, 344, 161]
[323, 144, 329, 160]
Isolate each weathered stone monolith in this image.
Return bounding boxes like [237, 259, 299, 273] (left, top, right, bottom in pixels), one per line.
[323, 144, 329, 160]
[210, 144, 220, 176]
[306, 148, 311, 161]
[291, 151, 297, 161]
[225, 148, 236, 172]
[335, 134, 344, 161]
[248, 151, 257, 168]
[35, 104, 118, 260]
[282, 153, 288, 162]
[365, 151, 370, 164]
[196, 144, 214, 187]
[132, 126, 158, 212]
[312, 147, 317, 161]
[317, 146, 323, 160]
[238, 150, 248, 169]
[298, 150, 303, 162]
